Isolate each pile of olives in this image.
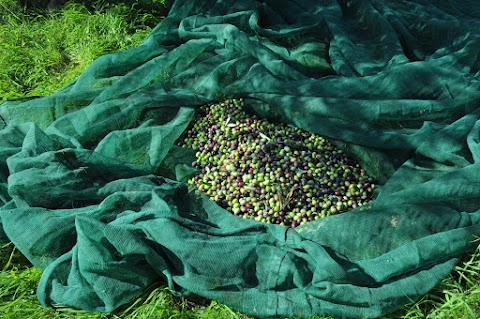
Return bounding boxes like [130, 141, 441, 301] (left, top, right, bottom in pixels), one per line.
[178, 99, 376, 227]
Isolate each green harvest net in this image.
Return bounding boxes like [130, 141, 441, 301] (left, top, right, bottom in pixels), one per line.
[1, 0, 480, 318]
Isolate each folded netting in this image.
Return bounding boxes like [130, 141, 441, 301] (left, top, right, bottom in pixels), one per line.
[1, 0, 480, 318]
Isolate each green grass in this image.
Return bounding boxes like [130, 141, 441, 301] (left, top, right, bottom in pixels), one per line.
[0, 0, 161, 99]
[0, 1, 480, 318]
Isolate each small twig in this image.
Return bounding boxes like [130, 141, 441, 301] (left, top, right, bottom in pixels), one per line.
[280, 185, 297, 210]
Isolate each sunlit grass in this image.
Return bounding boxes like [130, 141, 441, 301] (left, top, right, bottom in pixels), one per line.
[0, 0, 159, 99]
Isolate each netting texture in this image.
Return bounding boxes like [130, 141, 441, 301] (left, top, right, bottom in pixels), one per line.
[1, 0, 480, 318]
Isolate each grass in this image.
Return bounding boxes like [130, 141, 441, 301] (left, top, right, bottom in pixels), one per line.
[0, 0, 161, 99]
[0, 1, 479, 318]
